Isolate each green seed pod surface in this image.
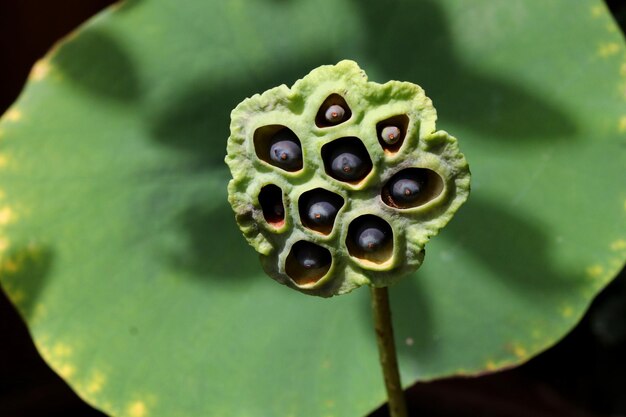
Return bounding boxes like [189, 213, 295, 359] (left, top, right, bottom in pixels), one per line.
[226, 60, 470, 297]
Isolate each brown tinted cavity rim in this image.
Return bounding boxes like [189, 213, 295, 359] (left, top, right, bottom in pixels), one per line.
[346, 215, 394, 265]
[382, 168, 445, 209]
[253, 125, 303, 172]
[298, 188, 345, 235]
[258, 184, 285, 228]
[321, 137, 373, 184]
[315, 94, 352, 127]
[285, 241, 332, 286]
[377, 114, 409, 153]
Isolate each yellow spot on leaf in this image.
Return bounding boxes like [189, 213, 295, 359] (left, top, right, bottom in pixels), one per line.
[513, 345, 527, 359]
[0, 206, 15, 225]
[58, 364, 76, 379]
[4, 109, 22, 122]
[30, 59, 51, 82]
[598, 42, 621, 58]
[606, 23, 617, 33]
[0, 154, 7, 168]
[84, 371, 106, 395]
[611, 239, 626, 251]
[38, 342, 51, 359]
[561, 306, 574, 318]
[619, 116, 626, 132]
[586, 264, 604, 279]
[128, 401, 147, 417]
[53, 342, 73, 358]
[591, 5, 603, 17]
[11, 289, 25, 304]
[621, 63, 626, 77]
[485, 360, 498, 371]
[0, 237, 10, 253]
[1, 259, 18, 273]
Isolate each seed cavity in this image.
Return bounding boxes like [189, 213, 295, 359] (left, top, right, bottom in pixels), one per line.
[254, 125, 303, 172]
[316, 94, 352, 127]
[286, 241, 332, 286]
[382, 168, 444, 209]
[321, 137, 373, 183]
[258, 184, 285, 227]
[298, 188, 345, 235]
[346, 215, 393, 264]
[377, 115, 409, 153]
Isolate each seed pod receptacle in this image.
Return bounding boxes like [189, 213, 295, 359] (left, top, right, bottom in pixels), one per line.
[226, 60, 470, 297]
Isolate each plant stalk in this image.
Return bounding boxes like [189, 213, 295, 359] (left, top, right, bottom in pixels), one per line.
[370, 286, 408, 417]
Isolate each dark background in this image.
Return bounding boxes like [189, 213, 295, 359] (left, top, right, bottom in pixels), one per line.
[1, 1, 625, 416]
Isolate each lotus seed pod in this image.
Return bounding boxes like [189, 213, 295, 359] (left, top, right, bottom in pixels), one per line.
[226, 60, 470, 297]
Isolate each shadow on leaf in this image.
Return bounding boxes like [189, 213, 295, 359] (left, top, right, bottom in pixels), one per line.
[389, 278, 436, 360]
[168, 202, 260, 280]
[443, 196, 584, 295]
[54, 28, 142, 101]
[360, 195, 584, 368]
[147, 55, 336, 281]
[357, 0, 577, 141]
[0, 245, 54, 320]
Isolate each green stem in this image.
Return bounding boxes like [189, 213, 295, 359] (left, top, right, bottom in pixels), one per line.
[370, 286, 408, 417]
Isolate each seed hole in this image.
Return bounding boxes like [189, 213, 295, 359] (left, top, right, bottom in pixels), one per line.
[258, 184, 285, 227]
[285, 241, 332, 286]
[376, 115, 409, 154]
[253, 125, 303, 172]
[321, 137, 373, 184]
[298, 188, 345, 235]
[346, 215, 393, 264]
[382, 168, 444, 209]
[315, 94, 352, 127]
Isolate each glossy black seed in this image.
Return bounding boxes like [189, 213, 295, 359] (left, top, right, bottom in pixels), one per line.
[269, 130, 302, 170]
[390, 174, 425, 204]
[380, 126, 401, 145]
[329, 146, 368, 181]
[307, 201, 338, 226]
[346, 215, 393, 264]
[324, 104, 345, 124]
[355, 219, 389, 253]
[295, 243, 330, 270]
[299, 189, 344, 234]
